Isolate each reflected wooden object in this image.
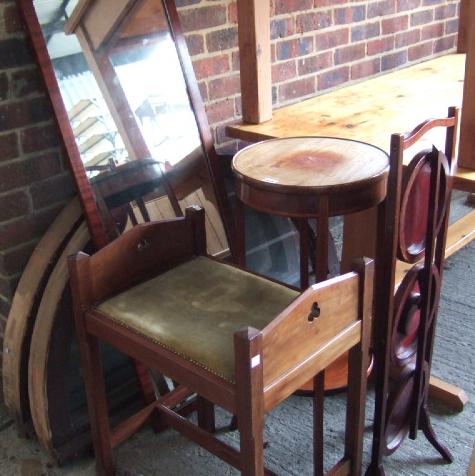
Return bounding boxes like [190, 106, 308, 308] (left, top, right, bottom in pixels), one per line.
[25, 0, 234, 253]
[232, 137, 389, 392]
[92, 159, 170, 210]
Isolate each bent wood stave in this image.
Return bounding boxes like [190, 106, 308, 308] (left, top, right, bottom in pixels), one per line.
[2, 198, 83, 429]
[28, 222, 91, 460]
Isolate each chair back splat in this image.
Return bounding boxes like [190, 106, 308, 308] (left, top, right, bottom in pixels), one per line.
[69, 205, 374, 476]
[367, 107, 460, 475]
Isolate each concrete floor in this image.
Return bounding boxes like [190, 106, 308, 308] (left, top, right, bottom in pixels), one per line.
[0, 194, 474, 476]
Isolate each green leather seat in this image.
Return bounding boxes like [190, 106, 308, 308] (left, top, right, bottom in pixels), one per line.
[97, 257, 299, 382]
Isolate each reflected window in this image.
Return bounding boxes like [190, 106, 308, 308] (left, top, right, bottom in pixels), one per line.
[110, 36, 201, 168]
[35, 0, 127, 175]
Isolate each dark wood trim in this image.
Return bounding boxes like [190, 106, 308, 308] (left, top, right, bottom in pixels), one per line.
[163, 0, 236, 257]
[368, 109, 458, 474]
[368, 133, 404, 475]
[18, 0, 109, 249]
[457, 0, 470, 53]
[85, 309, 236, 412]
[234, 327, 264, 475]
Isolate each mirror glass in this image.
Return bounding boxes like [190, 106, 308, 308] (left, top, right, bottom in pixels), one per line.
[32, 0, 228, 256]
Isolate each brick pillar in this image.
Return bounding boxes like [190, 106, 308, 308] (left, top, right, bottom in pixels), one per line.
[0, 2, 75, 352]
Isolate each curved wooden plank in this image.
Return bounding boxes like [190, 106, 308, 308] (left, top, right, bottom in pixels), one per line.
[2, 198, 83, 428]
[28, 222, 90, 459]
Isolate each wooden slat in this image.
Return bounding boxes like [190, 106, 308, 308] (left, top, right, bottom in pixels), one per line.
[237, 0, 272, 123]
[459, 1, 475, 170]
[2, 198, 82, 428]
[263, 323, 360, 411]
[135, 190, 228, 257]
[262, 272, 359, 385]
[111, 400, 157, 449]
[157, 404, 278, 476]
[111, 385, 193, 448]
[85, 310, 236, 412]
[261, 272, 362, 409]
[28, 223, 90, 458]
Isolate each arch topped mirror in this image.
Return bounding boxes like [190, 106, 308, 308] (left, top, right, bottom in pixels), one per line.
[21, 0, 235, 256]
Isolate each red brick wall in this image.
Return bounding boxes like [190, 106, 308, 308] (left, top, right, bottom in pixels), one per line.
[176, 0, 459, 148]
[0, 0, 460, 338]
[0, 2, 73, 337]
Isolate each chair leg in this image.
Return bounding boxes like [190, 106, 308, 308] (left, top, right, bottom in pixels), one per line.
[239, 411, 264, 476]
[234, 328, 265, 476]
[79, 333, 115, 475]
[197, 396, 215, 433]
[345, 343, 369, 476]
[313, 371, 325, 476]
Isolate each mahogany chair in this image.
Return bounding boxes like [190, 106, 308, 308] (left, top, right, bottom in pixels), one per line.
[69, 206, 373, 476]
[368, 107, 460, 475]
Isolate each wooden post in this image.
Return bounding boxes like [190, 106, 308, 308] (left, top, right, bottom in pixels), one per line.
[237, 0, 272, 124]
[457, 0, 470, 53]
[458, 0, 475, 170]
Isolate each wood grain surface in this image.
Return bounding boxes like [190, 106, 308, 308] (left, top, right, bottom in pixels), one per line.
[28, 223, 90, 458]
[228, 54, 475, 188]
[228, 54, 465, 149]
[233, 137, 388, 191]
[237, 0, 272, 124]
[19, 0, 109, 249]
[2, 198, 83, 428]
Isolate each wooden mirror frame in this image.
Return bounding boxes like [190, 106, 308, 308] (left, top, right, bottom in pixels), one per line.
[11, 0, 237, 462]
[19, 0, 236, 255]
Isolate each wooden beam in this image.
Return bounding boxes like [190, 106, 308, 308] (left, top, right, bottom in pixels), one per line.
[457, 0, 470, 53]
[237, 0, 272, 124]
[428, 376, 468, 413]
[459, 0, 475, 170]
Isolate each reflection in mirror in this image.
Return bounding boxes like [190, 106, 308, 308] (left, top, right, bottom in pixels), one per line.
[32, 0, 229, 256]
[109, 36, 202, 168]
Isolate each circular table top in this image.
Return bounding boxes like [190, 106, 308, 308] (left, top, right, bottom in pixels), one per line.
[232, 136, 389, 194]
